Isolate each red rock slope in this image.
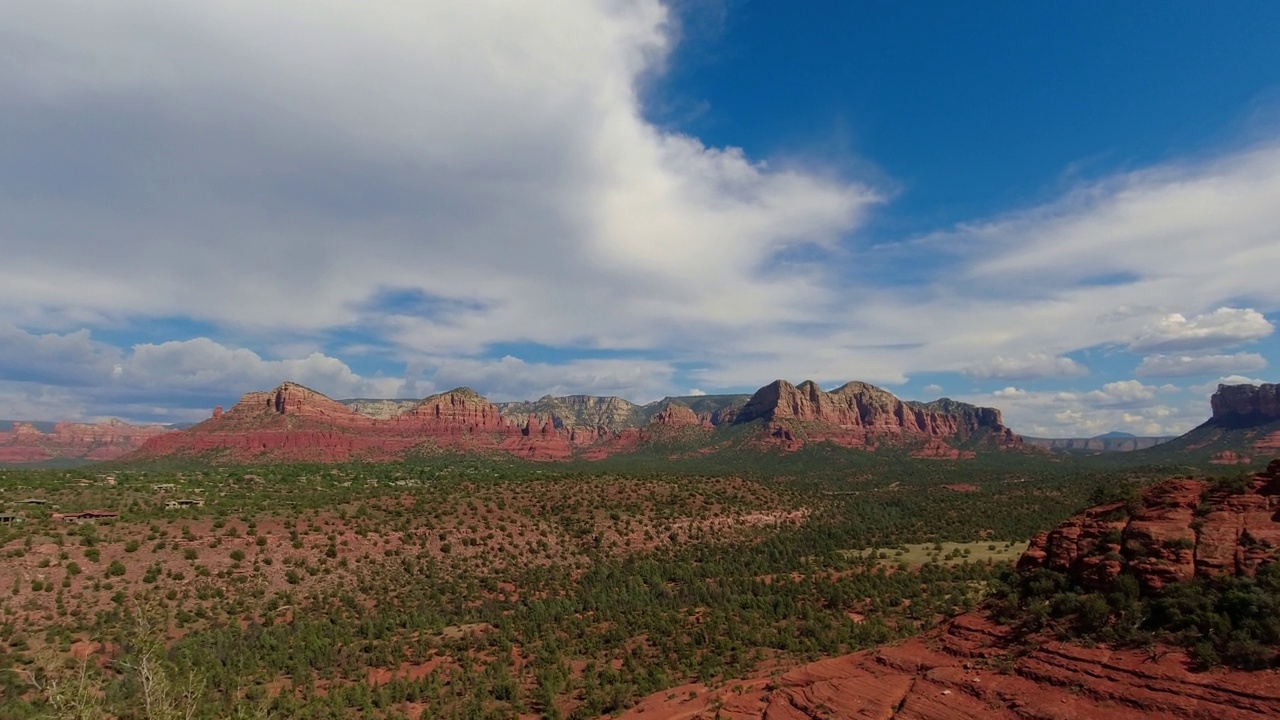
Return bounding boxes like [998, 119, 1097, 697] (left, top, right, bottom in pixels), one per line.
[1019, 459, 1280, 593]
[131, 382, 576, 462]
[0, 419, 171, 464]
[619, 611, 1280, 720]
[735, 380, 1021, 456]
[618, 461, 1280, 720]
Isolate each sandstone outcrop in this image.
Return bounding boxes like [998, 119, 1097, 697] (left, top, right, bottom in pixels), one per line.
[1019, 459, 1280, 593]
[131, 383, 596, 463]
[618, 611, 1280, 720]
[734, 380, 1020, 454]
[648, 402, 713, 429]
[0, 419, 171, 464]
[1211, 383, 1280, 426]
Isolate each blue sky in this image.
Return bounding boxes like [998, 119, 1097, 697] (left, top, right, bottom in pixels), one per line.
[1, 1, 1278, 436]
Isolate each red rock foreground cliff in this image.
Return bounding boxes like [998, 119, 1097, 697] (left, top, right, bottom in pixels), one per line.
[130, 380, 1019, 463]
[1018, 459, 1280, 594]
[618, 611, 1280, 720]
[0, 419, 171, 464]
[618, 462, 1280, 720]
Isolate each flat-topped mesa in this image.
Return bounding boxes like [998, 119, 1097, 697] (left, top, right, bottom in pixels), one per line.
[1211, 383, 1280, 426]
[736, 379, 1015, 439]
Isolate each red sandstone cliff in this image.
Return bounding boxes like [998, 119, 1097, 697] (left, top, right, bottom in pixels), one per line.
[0, 419, 171, 464]
[734, 379, 1020, 454]
[1211, 383, 1280, 425]
[131, 383, 581, 462]
[648, 401, 714, 429]
[1019, 459, 1280, 593]
[617, 610, 1280, 720]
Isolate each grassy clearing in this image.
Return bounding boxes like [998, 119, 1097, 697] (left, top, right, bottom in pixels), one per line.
[855, 540, 1029, 568]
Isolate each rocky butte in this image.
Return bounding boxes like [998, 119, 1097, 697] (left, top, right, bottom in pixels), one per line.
[620, 460, 1280, 720]
[127, 379, 1020, 463]
[734, 380, 1020, 457]
[1158, 382, 1280, 465]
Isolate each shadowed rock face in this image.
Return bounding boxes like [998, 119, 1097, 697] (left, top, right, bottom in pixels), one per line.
[1019, 459, 1280, 593]
[0, 419, 171, 464]
[619, 461, 1280, 720]
[1210, 383, 1280, 428]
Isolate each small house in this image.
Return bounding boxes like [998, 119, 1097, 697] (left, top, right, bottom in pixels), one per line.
[52, 510, 119, 524]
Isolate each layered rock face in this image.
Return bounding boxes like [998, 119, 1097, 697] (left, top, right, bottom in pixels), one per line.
[496, 395, 644, 431]
[0, 419, 171, 464]
[1211, 383, 1280, 426]
[620, 611, 1280, 720]
[1020, 459, 1280, 593]
[734, 379, 1020, 454]
[342, 399, 419, 419]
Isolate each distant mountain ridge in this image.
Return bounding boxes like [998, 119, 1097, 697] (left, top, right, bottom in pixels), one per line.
[1024, 435, 1174, 453]
[0, 419, 172, 464]
[123, 379, 1019, 464]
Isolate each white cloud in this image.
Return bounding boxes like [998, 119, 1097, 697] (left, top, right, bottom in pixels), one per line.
[962, 353, 1087, 380]
[1135, 352, 1267, 378]
[1083, 380, 1163, 408]
[962, 382, 1201, 437]
[0, 383, 85, 423]
[0, 1, 1277, 417]
[1189, 375, 1273, 398]
[0, 0, 873, 361]
[0, 327, 403, 421]
[1128, 308, 1274, 353]
[921, 383, 943, 395]
[687, 388, 707, 396]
